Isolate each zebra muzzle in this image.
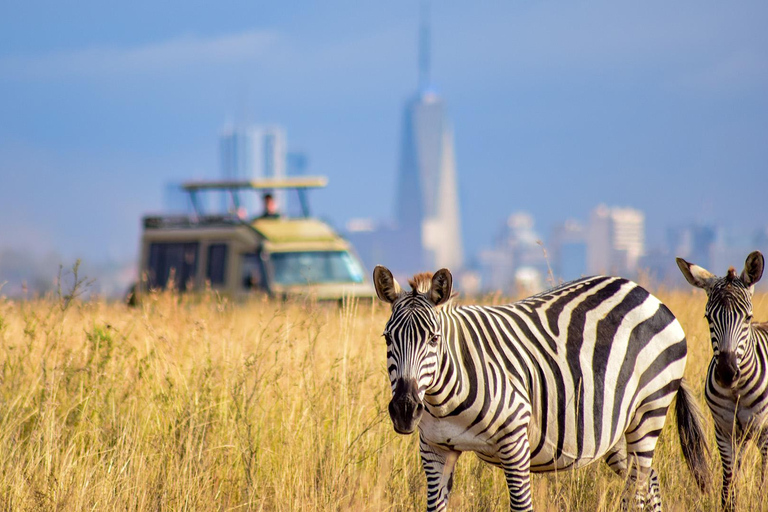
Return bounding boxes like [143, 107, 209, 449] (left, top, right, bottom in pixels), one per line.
[389, 378, 424, 435]
[714, 352, 740, 388]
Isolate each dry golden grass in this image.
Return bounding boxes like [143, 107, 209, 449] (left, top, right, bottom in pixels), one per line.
[0, 287, 766, 511]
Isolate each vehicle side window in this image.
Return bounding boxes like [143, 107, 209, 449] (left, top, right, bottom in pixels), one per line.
[206, 244, 228, 286]
[241, 253, 263, 290]
[148, 242, 199, 290]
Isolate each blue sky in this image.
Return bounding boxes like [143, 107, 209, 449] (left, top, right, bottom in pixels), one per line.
[1, 1, 766, 276]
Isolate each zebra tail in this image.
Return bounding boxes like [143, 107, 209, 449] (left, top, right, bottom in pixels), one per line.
[675, 377, 711, 492]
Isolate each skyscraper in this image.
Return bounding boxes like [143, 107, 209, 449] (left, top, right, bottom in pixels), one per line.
[550, 219, 588, 281]
[393, 3, 463, 273]
[219, 125, 287, 216]
[587, 205, 645, 276]
[476, 212, 549, 294]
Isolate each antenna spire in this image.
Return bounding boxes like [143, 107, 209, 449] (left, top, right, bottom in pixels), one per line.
[418, 1, 431, 93]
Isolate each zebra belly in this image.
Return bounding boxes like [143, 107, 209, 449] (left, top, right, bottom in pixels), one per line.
[418, 413, 603, 471]
[526, 418, 609, 472]
[418, 414, 496, 454]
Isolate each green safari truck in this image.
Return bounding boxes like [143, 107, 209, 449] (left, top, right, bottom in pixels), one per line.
[136, 177, 375, 302]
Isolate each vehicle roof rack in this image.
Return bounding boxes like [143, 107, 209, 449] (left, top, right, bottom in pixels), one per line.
[180, 176, 328, 218]
[181, 176, 328, 191]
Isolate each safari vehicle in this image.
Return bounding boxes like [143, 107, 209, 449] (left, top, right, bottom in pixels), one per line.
[135, 176, 375, 302]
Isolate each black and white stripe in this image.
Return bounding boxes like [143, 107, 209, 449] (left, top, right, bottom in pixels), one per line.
[375, 266, 709, 512]
[678, 250, 766, 512]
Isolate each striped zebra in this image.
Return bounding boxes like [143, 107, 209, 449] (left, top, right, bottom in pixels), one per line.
[677, 250, 766, 511]
[374, 266, 709, 511]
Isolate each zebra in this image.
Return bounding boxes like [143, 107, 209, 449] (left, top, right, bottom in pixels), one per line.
[373, 266, 709, 511]
[677, 250, 766, 511]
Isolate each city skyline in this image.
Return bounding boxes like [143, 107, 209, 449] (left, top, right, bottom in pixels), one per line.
[474, 205, 768, 293]
[0, 2, 766, 293]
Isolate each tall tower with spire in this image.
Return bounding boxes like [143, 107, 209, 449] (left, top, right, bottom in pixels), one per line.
[418, 1, 431, 93]
[393, 1, 463, 273]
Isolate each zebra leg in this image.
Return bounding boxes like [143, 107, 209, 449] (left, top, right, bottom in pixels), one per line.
[622, 401, 668, 511]
[605, 440, 664, 511]
[500, 434, 533, 512]
[617, 460, 662, 512]
[604, 442, 637, 511]
[419, 436, 460, 512]
[714, 424, 737, 512]
[616, 457, 648, 511]
[604, 441, 628, 478]
[645, 468, 662, 512]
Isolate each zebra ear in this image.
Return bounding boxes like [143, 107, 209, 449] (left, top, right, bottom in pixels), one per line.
[741, 251, 764, 288]
[430, 268, 453, 306]
[373, 265, 402, 304]
[676, 257, 716, 291]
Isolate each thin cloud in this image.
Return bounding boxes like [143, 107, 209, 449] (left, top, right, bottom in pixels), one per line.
[0, 29, 280, 80]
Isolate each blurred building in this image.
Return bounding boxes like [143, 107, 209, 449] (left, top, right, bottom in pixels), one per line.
[346, 4, 463, 279]
[667, 224, 717, 269]
[550, 219, 587, 282]
[637, 223, 717, 286]
[394, 91, 462, 273]
[587, 205, 645, 277]
[666, 225, 767, 290]
[391, 4, 462, 275]
[710, 227, 756, 275]
[477, 212, 548, 294]
[219, 125, 287, 216]
[640, 223, 767, 288]
[285, 151, 309, 216]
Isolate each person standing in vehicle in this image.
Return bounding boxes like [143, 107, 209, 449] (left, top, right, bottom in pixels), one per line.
[259, 193, 281, 219]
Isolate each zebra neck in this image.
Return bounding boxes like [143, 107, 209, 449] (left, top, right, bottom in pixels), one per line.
[739, 326, 768, 389]
[751, 323, 768, 346]
[743, 326, 768, 382]
[423, 307, 472, 412]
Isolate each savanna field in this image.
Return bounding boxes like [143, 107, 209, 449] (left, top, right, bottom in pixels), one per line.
[0, 283, 766, 511]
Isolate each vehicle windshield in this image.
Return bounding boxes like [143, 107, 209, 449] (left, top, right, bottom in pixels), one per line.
[270, 251, 364, 285]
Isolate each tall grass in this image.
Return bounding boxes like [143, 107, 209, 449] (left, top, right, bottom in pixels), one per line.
[0, 287, 765, 511]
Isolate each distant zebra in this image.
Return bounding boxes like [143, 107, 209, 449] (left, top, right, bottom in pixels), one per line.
[677, 250, 766, 511]
[373, 266, 709, 512]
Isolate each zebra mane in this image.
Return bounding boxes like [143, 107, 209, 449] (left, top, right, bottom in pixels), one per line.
[710, 270, 751, 308]
[408, 272, 434, 295]
[405, 272, 459, 306]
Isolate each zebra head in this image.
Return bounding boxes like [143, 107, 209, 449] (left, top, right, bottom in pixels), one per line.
[373, 265, 453, 435]
[677, 251, 764, 388]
